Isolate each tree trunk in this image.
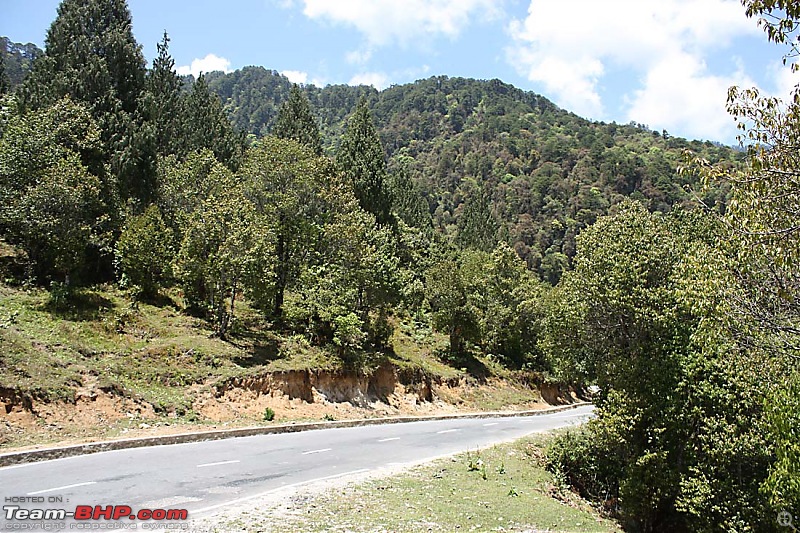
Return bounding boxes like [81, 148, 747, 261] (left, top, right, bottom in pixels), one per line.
[274, 232, 286, 318]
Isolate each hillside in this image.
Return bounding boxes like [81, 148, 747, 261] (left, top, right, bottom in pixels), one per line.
[0, 37, 42, 91]
[207, 68, 741, 281]
[0, 36, 740, 449]
[2, 0, 798, 527]
[2, 42, 741, 283]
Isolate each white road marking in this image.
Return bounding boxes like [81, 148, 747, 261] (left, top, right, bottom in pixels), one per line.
[197, 460, 240, 468]
[192, 469, 369, 515]
[28, 481, 96, 495]
[302, 448, 332, 455]
[437, 429, 458, 434]
[483, 423, 499, 427]
[377, 437, 400, 442]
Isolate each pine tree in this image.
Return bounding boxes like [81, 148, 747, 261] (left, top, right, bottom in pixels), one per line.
[456, 187, 498, 252]
[182, 74, 245, 171]
[19, 0, 147, 201]
[337, 98, 393, 226]
[273, 84, 322, 155]
[142, 32, 183, 158]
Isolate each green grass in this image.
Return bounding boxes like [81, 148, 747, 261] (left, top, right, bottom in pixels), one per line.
[209, 432, 620, 533]
[2, 281, 521, 448]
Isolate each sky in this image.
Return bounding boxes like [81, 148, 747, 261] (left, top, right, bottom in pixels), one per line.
[2, 0, 797, 144]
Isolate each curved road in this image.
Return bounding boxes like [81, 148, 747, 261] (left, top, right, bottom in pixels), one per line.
[1, 405, 593, 528]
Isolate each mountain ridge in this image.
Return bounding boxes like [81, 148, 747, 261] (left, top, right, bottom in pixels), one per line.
[204, 66, 740, 278]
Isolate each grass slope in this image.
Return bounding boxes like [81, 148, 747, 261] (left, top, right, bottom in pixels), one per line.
[0, 278, 550, 449]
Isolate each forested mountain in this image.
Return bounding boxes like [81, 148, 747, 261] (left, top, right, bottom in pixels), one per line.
[0, 38, 42, 91]
[2, 45, 740, 282]
[2, 0, 798, 530]
[206, 67, 740, 281]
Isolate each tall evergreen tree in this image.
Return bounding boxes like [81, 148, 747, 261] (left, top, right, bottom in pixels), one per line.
[182, 74, 245, 171]
[19, 0, 147, 201]
[456, 187, 498, 252]
[388, 163, 431, 230]
[142, 32, 183, 159]
[337, 98, 393, 226]
[273, 84, 322, 155]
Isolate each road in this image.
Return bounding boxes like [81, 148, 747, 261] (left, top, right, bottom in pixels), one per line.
[1, 405, 593, 527]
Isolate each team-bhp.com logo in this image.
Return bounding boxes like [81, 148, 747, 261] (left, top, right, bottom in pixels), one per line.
[4, 504, 188, 521]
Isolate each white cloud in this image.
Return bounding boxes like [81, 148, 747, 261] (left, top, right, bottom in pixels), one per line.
[176, 54, 232, 77]
[281, 70, 309, 84]
[507, 0, 761, 140]
[625, 52, 755, 140]
[301, 0, 502, 47]
[348, 72, 390, 89]
[346, 48, 373, 65]
[770, 60, 800, 97]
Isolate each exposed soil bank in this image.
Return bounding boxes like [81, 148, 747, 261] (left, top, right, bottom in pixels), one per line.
[0, 363, 582, 452]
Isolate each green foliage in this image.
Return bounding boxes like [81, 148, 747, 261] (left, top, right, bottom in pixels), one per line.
[338, 98, 393, 226]
[426, 249, 487, 355]
[546, 428, 619, 502]
[0, 47, 7, 95]
[16, 155, 104, 284]
[742, 0, 800, 59]
[679, 4, 800, 525]
[263, 407, 275, 422]
[20, 0, 147, 201]
[173, 165, 253, 338]
[387, 160, 432, 230]
[456, 187, 498, 252]
[181, 74, 246, 171]
[240, 136, 331, 317]
[762, 373, 800, 513]
[543, 202, 777, 531]
[137, 31, 183, 177]
[291, 202, 401, 349]
[115, 205, 173, 298]
[332, 312, 365, 357]
[273, 84, 322, 155]
[0, 37, 42, 91]
[202, 72, 741, 282]
[156, 149, 229, 241]
[481, 243, 546, 368]
[0, 98, 107, 284]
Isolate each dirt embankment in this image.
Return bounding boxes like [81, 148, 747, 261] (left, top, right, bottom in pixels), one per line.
[0, 363, 580, 450]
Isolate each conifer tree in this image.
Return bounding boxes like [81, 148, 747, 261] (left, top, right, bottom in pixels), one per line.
[456, 187, 498, 252]
[142, 32, 183, 159]
[273, 84, 322, 155]
[19, 0, 147, 201]
[182, 74, 245, 171]
[337, 98, 393, 226]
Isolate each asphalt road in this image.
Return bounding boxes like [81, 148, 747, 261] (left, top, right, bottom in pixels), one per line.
[1, 405, 593, 528]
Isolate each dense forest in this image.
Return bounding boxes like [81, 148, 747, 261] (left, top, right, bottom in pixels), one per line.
[1, 0, 798, 531]
[206, 68, 740, 282]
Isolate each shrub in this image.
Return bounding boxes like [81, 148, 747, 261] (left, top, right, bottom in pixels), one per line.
[116, 205, 173, 298]
[545, 428, 618, 505]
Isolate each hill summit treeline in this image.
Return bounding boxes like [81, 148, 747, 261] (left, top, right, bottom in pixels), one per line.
[204, 67, 740, 282]
[1, 0, 798, 531]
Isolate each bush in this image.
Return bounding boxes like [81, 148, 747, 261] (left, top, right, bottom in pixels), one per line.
[116, 205, 173, 298]
[263, 407, 275, 422]
[546, 427, 618, 505]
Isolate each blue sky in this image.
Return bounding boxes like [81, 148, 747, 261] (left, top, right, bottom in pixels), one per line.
[1, 0, 796, 144]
